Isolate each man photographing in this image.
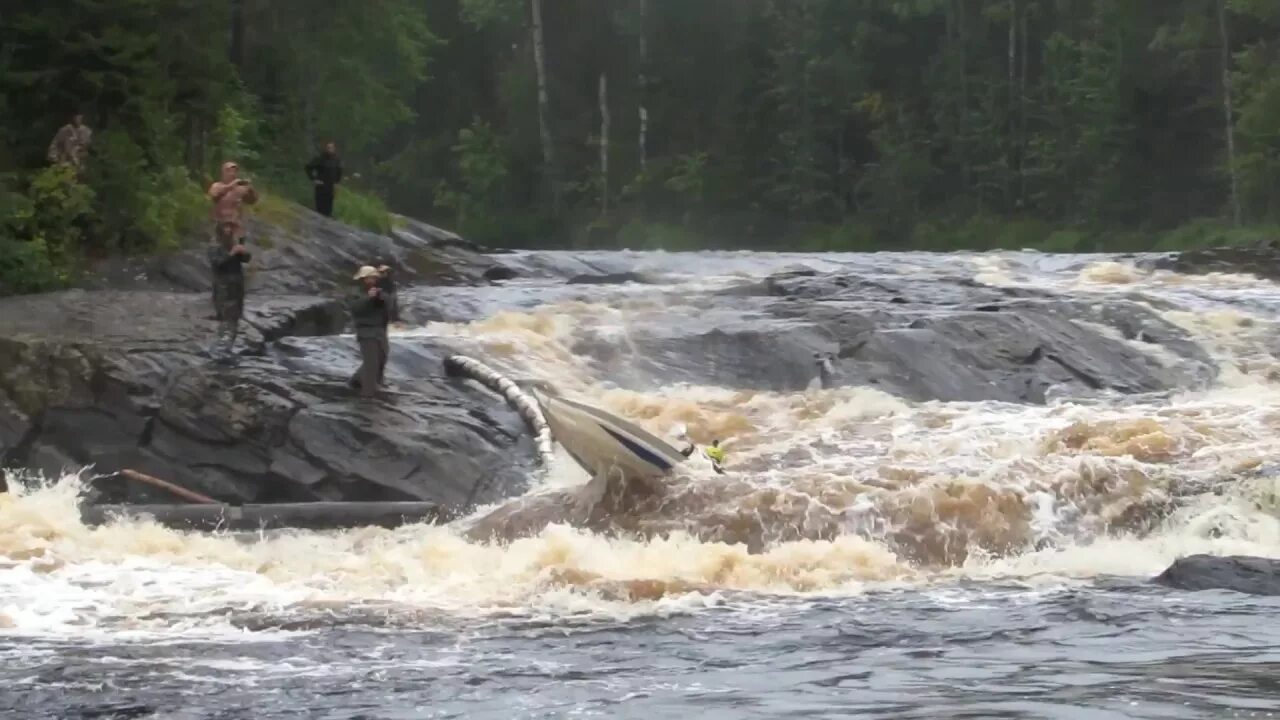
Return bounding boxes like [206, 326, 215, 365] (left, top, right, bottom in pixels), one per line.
[205, 161, 258, 364]
[348, 265, 390, 397]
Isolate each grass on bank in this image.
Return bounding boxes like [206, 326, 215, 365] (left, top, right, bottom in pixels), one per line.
[1, 165, 394, 295]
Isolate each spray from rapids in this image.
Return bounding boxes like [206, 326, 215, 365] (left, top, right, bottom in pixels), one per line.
[3, 255, 1280, 633]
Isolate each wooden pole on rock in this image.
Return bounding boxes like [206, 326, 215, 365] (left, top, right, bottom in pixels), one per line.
[119, 469, 219, 505]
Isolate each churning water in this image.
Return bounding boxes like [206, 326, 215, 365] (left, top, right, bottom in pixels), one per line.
[3, 250, 1280, 718]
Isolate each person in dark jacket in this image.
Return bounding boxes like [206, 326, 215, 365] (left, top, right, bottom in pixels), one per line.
[304, 141, 343, 217]
[348, 265, 389, 397]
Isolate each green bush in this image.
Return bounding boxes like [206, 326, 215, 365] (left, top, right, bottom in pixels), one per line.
[335, 187, 393, 234]
[436, 119, 512, 239]
[800, 222, 880, 251]
[0, 165, 93, 293]
[0, 235, 62, 294]
[1149, 218, 1280, 251]
[1039, 229, 1089, 252]
[84, 129, 206, 253]
[136, 166, 208, 250]
[613, 221, 704, 251]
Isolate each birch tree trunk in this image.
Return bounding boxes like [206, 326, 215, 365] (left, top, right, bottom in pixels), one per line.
[229, 0, 245, 69]
[1217, 0, 1242, 226]
[599, 72, 610, 216]
[956, 0, 971, 189]
[637, 0, 648, 172]
[1007, 0, 1016, 206]
[531, 0, 559, 211]
[1018, 1, 1028, 205]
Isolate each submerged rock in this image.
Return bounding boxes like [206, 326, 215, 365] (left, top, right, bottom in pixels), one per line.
[566, 271, 655, 285]
[1144, 245, 1280, 281]
[1153, 554, 1280, 596]
[560, 268, 1217, 402]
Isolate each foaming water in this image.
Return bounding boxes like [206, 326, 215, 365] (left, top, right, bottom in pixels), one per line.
[6, 250, 1280, 717]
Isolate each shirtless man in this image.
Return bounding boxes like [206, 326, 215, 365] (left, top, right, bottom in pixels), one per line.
[206, 161, 259, 364]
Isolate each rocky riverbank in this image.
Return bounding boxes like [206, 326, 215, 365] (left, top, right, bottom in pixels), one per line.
[0, 204, 536, 508]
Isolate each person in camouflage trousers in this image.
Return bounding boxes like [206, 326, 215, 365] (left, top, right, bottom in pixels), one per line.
[206, 161, 258, 364]
[348, 265, 391, 397]
[47, 113, 93, 173]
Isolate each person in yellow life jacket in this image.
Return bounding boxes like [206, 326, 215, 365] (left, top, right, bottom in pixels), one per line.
[704, 439, 726, 474]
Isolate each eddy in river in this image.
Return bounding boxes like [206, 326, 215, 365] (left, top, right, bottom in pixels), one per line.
[205, 161, 258, 364]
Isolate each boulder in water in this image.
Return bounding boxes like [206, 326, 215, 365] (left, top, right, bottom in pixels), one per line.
[566, 271, 654, 285]
[568, 267, 1217, 402]
[1152, 554, 1280, 596]
[1143, 245, 1280, 281]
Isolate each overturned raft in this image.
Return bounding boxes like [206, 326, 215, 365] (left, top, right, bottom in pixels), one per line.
[82, 502, 444, 532]
[444, 354, 556, 467]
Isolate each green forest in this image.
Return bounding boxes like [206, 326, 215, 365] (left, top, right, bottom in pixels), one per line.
[4, 0, 1280, 292]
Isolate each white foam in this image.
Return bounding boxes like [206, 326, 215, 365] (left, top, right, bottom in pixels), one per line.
[6, 254, 1280, 638]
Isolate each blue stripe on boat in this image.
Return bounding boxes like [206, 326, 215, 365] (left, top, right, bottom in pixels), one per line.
[602, 426, 675, 473]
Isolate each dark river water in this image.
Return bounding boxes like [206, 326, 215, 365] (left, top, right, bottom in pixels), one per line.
[3, 250, 1280, 718]
[5, 583, 1279, 719]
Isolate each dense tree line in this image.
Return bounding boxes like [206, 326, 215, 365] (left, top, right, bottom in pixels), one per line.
[4, 0, 1280, 291]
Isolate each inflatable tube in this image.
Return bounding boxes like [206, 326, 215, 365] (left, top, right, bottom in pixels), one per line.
[444, 355, 556, 466]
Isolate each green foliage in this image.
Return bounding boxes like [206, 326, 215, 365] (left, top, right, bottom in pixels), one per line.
[459, 0, 524, 28]
[1233, 41, 1280, 221]
[793, 223, 880, 252]
[335, 188, 394, 235]
[83, 128, 205, 252]
[209, 102, 260, 176]
[436, 120, 513, 241]
[614, 222, 706, 251]
[0, 166, 94, 293]
[7, 0, 1280, 284]
[1149, 219, 1280, 251]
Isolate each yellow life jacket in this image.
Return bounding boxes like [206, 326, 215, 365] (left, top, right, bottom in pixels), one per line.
[705, 445, 726, 464]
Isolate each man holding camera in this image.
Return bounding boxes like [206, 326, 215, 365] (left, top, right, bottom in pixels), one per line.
[348, 265, 392, 397]
[206, 161, 259, 364]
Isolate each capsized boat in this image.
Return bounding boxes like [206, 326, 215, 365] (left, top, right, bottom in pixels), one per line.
[532, 387, 692, 482]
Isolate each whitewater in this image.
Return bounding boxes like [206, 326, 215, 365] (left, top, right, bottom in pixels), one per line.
[3, 250, 1279, 719]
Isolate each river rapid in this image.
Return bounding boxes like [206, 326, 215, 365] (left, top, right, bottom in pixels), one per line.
[3, 250, 1280, 719]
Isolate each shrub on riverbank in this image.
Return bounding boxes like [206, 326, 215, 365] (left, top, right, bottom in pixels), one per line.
[0, 164, 395, 296]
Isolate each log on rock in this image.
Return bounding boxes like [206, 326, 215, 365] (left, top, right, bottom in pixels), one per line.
[116, 469, 218, 505]
[82, 502, 446, 532]
[1152, 554, 1280, 596]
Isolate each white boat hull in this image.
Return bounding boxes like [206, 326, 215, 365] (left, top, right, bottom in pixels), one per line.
[532, 389, 689, 482]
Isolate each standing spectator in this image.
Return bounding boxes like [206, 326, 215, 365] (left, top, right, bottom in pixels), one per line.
[205, 161, 259, 364]
[348, 265, 390, 397]
[375, 264, 398, 385]
[304, 141, 343, 217]
[47, 113, 93, 174]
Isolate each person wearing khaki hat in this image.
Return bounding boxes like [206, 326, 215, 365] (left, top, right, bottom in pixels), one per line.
[347, 265, 390, 397]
